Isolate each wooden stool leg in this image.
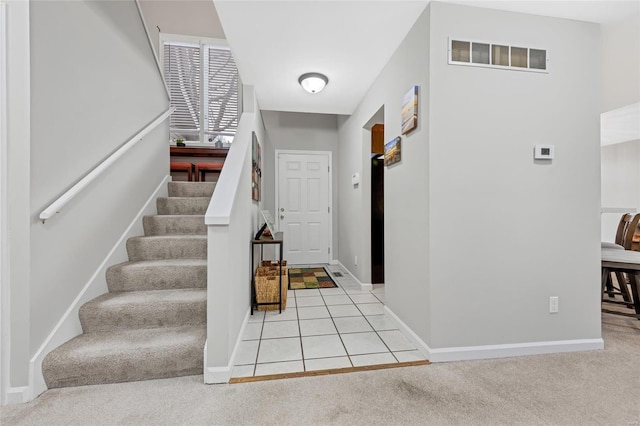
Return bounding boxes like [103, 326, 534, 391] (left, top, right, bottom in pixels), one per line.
[606, 273, 615, 298]
[615, 271, 634, 307]
[602, 267, 610, 302]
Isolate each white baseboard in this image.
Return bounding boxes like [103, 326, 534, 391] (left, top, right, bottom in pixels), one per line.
[204, 365, 234, 384]
[383, 306, 431, 359]
[329, 260, 372, 291]
[5, 387, 29, 405]
[427, 337, 604, 362]
[27, 175, 171, 401]
[383, 305, 604, 363]
[204, 308, 250, 384]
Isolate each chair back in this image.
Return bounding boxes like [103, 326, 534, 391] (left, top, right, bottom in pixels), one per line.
[615, 213, 632, 245]
[622, 213, 640, 251]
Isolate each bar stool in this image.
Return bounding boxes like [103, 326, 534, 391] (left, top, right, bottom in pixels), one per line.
[195, 162, 223, 182]
[170, 161, 193, 181]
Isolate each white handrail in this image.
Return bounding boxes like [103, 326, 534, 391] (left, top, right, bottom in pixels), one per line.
[39, 107, 175, 223]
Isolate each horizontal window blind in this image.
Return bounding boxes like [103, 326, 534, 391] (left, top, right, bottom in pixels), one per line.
[207, 47, 238, 136]
[163, 43, 201, 134]
[163, 40, 239, 143]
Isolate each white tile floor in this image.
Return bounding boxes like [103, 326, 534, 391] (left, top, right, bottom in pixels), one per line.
[232, 265, 427, 378]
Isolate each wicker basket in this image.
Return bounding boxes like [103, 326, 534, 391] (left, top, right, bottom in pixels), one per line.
[255, 261, 288, 311]
[260, 260, 288, 268]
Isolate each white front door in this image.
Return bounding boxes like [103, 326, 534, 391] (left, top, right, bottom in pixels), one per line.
[277, 152, 330, 265]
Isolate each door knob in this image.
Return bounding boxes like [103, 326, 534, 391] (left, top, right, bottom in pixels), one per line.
[280, 214, 285, 220]
[280, 208, 285, 212]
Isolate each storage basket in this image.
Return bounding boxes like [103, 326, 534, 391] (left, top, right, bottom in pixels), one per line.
[255, 261, 288, 311]
[260, 260, 288, 268]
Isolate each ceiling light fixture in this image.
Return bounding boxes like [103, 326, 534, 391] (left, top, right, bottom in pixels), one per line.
[298, 72, 328, 94]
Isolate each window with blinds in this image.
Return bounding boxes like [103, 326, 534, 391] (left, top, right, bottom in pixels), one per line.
[163, 39, 238, 144]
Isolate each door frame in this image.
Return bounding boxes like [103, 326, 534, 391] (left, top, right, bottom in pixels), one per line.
[275, 149, 333, 264]
[0, 1, 7, 405]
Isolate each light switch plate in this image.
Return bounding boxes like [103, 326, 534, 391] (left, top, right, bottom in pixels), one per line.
[351, 172, 360, 186]
[534, 144, 555, 160]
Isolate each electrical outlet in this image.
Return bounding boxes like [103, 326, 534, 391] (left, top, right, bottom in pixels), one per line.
[549, 296, 559, 314]
[355, 255, 358, 266]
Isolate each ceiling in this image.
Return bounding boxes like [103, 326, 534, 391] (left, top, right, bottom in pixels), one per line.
[213, 0, 640, 115]
[214, 1, 430, 115]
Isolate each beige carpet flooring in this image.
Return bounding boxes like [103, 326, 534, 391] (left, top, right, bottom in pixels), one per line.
[2, 313, 639, 425]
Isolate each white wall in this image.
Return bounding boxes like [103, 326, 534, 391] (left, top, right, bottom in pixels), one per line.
[28, 0, 168, 369]
[3, 0, 31, 394]
[338, 1, 602, 356]
[428, 2, 601, 349]
[205, 86, 268, 382]
[601, 11, 640, 113]
[261, 111, 340, 259]
[138, 0, 225, 58]
[600, 11, 640, 240]
[0, 2, 6, 404]
[337, 6, 432, 339]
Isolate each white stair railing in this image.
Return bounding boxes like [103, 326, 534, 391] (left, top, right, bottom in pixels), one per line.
[39, 106, 175, 223]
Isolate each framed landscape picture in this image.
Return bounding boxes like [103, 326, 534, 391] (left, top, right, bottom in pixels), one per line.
[401, 85, 418, 135]
[252, 132, 261, 201]
[384, 137, 401, 166]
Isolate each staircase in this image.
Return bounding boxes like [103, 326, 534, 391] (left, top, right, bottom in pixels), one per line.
[42, 181, 214, 389]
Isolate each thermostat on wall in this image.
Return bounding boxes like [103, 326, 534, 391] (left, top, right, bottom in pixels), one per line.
[534, 144, 555, 160]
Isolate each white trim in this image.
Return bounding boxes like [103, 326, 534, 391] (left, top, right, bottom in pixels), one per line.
[601, 207, 637, 214]
[275, 149, 333, 265]
[384, 306, 603, 363]
[159, 33, 229, 50]
[39, 108, 174, 222]
[428, 338, 604, 363]
[28, 176, 171, 401]
[383, 306, 431, 359]
[5, 387, 29, 405]
[134, 0, 169, 101]
[330, 260, 372, 291]
[204, 308, 250, 384]
[601, 102, 640, 146]
[205, 112, 253, 225]
[2, 0, 29, 404]
[0, 0, 8, 406]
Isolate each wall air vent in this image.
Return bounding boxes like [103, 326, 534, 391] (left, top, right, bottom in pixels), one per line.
[449, 38, 548, 73]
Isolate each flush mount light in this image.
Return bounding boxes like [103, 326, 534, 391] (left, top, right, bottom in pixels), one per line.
[298, 72, 328, 93]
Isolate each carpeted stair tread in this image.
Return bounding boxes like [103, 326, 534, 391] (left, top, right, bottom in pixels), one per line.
[143, 215, 206, 236]
[80, 289, 206, 332]
[126, 235, 207, 261]
[168, 181, 216, 198]
[42, 326, 205, 389]
[106, 259, 207, 292]
[42, 180, 212, 390]
[156, 197, 210, 215]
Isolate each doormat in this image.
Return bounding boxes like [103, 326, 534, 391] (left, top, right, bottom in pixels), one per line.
[288, 267, 338, 289]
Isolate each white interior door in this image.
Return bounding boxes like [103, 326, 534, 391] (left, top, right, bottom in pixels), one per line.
[277, 152, 330, 265]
